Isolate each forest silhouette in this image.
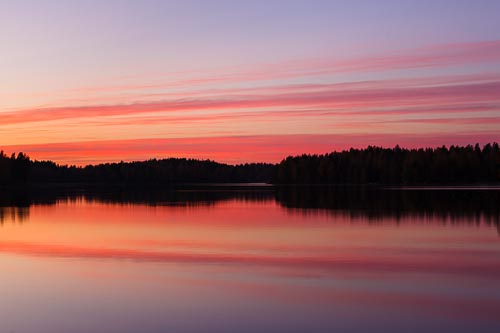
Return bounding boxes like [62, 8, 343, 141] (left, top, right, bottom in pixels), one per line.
[0, 143, 499, 185]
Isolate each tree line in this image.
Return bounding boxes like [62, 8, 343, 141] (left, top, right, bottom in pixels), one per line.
[1, 143, 499, 185]
[275, 143, 500, 184]
[0, 151, 274, 185]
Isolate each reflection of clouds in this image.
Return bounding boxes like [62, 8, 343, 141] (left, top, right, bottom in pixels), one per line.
[0, 207, 29, 225]
[2, 240, 500, 279]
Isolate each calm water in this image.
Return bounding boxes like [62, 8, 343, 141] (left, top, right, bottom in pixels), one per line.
[0, 186, 499, 333]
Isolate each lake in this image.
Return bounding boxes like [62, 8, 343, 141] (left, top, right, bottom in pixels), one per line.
[0, 186, 499, 333]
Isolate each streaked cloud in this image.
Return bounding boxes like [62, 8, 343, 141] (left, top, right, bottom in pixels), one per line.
[2, 40, 500, 164]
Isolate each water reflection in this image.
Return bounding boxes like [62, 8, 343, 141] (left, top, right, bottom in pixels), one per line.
[276, 186, 500, 229]
[0, 185, 499, 333]
[0, 206, 30, 224]
[1, 185, 499, 232]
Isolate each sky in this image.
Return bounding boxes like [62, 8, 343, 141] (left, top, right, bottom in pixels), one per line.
[1, 0, 500, 165]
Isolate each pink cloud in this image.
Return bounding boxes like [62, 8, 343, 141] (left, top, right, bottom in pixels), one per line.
[2, 79, 500, 126]
[3, 41, 500, 165]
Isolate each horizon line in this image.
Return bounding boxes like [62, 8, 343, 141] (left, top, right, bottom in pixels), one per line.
[2, 141, 498, 168]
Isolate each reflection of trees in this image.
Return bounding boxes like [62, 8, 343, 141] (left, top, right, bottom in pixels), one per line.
[80, 185, 275, 206]
[0, 185, 275, 208]
[0, 185, 274, 224]
[275, 186, 500, 227]
[0, 207, 30, 224]
[1, 185, 499, 232]
[0, 188, 33, 224]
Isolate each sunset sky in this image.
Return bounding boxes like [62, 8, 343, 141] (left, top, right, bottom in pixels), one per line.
[2, 0, 500, 165]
